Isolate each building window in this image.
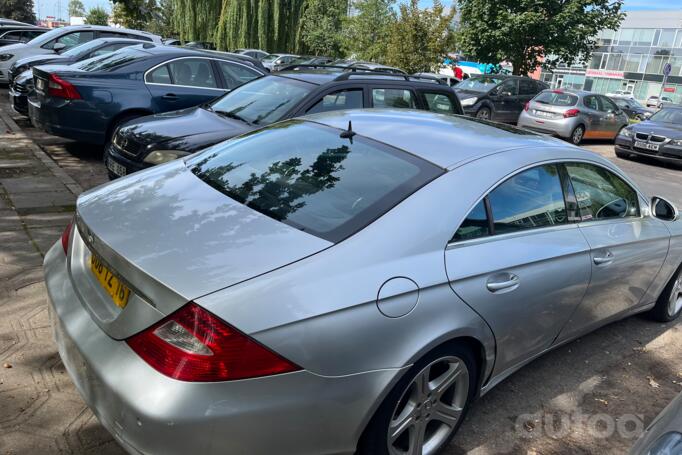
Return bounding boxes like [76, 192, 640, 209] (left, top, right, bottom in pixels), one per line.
[658, 29, 676, 47]
[617, 28, 634, 46]
[633, 29, 655, 47]
[624, 54, 643, 72]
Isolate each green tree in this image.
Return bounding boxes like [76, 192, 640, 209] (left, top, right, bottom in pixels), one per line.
[457, 0, 625, 75]
[172, 0, 222, 44]
[110, 0, 161, 30]
[299, 0, 347, 57]
[0, 0, 37, 23]
[68, 0, 86, 17]
[86, 6, 110, 25]
[385, 0, 455, 74]
[342, 0, 396, 63]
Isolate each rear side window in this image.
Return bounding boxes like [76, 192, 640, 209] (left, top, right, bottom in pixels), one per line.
[452, 200, 489, 241]
[534, 91, 578, 106]
[565, 163, 639, 220]
[168, 58, 217, 88]
[519, 79, 537, 95]
[189, 120, 443, 242]
[372, 88, 415, 108]
[583, 95, 600, 111]
[217, 61, 261, 89]
[147, 65, 171, 84]
[423, 92, 456, 114]
[307, 89, 364, 114]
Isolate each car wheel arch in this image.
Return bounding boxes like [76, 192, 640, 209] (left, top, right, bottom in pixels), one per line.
[105, 109, 154, 143]
[354, 334, 489, 447]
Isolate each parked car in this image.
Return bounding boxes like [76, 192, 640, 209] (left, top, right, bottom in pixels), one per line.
[0, 18, 32, 26]
[46, 108, 682, 455]
[104, 67, 463, 178]
[28, 44, 265, 145]
[8, 38, 149, 116]
[163, 38, 181, 46]
[615, 107, 682, 165]
[630, 392, 682, 455]
[283, 55, 334, 68]
[518, 89, 629, 145]
[234, 48, 269, 60]
[455, 75, 549, 122]
[413, 72, 460, 87]
[646, 95, 674, 108]
[0, 26, 47, 47]
[606, 90, 633, 97]
[261, 53, 298, 71]
[610, 96, 654, 121]
[331, 59, 407, 75]
[0, 25, 162, 84]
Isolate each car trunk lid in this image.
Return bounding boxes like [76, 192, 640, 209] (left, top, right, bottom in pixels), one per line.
[70, 160, 332, 339]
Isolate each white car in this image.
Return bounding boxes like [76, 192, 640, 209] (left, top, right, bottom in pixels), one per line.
[607, 90, 633, 97]
[0, 25, 161, 84]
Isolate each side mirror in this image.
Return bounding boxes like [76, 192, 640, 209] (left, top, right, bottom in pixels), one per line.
[652, 196, 679, 221]
[52, 42, 66, 53]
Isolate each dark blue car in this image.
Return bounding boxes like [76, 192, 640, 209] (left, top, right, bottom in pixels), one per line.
[28, 44, 265, 145]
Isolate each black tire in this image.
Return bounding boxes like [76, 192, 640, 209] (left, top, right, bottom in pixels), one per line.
[569, 125, 585, 145]
[615, 149, 630, 159]
[475, 107, 491, 121]
[648, 267, 682, 322]
[358, 342, 478, 455]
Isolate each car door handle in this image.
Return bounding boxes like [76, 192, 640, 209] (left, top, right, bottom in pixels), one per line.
[162, 93, 178, 100]
[486, 274, 520, 293]
[593, 251, 614, 265]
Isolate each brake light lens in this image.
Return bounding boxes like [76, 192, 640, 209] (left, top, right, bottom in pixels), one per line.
[127, 303, 301, 382]
[564, 109, 580, 118]
[48, 73, 81, 100]
[61, 220, 73, 254]
[552, 90, 564, 94]
[524, 101, 530, 111]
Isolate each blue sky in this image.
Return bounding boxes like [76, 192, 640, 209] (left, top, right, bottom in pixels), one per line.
[35, 0, 682, 21]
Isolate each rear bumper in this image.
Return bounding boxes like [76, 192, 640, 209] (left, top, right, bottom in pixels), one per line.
[615, 137, 682, 164]
[28, 99, 106, 144]
[517, 111, 576, 138]
[45, 242, 395, 455]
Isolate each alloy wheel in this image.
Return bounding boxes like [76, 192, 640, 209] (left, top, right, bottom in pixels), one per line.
[387, 356, 469, 455]
[476, 108, 490, 120]
[572, 126, 584, 145]
[668, 275, 682, 317]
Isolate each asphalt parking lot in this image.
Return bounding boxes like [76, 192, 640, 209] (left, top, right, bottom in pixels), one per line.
[0, 89, 680, 455]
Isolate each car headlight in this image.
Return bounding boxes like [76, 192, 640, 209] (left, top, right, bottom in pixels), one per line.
[0, 54, 14, 62]
[460, 97, 478, 107]
[671, 139, 682, 146]
[143, 150, 190, 165]
[619, 128, 634, 138]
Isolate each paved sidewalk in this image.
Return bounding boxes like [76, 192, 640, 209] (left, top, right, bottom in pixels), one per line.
[0, 108, 123, 454]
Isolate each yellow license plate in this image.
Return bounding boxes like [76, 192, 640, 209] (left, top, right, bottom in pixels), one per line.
[90, 255, 131, 309]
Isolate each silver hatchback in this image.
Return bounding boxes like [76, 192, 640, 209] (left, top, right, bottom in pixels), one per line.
[518, 89, 629, 145]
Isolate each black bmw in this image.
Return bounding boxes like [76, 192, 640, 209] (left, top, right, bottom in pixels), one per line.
[616, 107, 682, 166]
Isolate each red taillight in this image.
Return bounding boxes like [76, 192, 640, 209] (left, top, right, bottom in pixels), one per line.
[552, 90, 564, 94]
[563, 109, 580, 118]
[61, 220, 72, 254]
[127, 303, 301, 382]
[524, 101, 530, 111]
[48, 73, 81, 100]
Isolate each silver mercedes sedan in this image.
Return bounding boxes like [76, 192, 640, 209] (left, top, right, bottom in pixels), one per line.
[45, 109, 682, 455]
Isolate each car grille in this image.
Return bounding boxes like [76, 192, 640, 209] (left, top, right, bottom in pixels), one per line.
[112, 133, 141, 157]
[11, 81, 28, 94]
[635, 132, 667, 143]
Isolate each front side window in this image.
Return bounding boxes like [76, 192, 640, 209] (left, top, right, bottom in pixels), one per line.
[372, 88, 415, 108]
[488, 165, 567, 234]
[565, 163, 639, 220]
[168, 58, 217, 88]
[423, 92, 456, 114]
[217, 61, 261, 89]
[583, 95, 600, 111]
[189, 120, 443, 242]
[307, 89, 364, 114]
[44, 31, 94, 50]
[495, 79, 518, 96]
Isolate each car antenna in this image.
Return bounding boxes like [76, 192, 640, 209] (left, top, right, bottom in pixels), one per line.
[340, 121, 356, 143]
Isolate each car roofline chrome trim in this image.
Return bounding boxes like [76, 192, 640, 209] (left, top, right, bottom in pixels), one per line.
[143, 55, 264, 91]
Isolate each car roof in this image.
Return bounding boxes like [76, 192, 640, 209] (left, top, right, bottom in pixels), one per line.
[49, 24, 161, 41]
[275, 68, 448, 87]
[304, 109, 565, 169]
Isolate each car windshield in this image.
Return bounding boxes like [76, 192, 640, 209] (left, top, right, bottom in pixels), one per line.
[649, 109, 682, 124]
[189, 120, 443, 242]
[62, 39, 104, 57]
[73, 46, 147, 72]
[209, 75, 314, 126]
[534, 91, 578, 106]
[262, 54, 280, 62]
[456, 77, 504, 92]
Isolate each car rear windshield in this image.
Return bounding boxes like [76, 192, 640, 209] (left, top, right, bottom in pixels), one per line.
[189, 120, 443, 242]
[209, 75, 314, 126]
[456, 77, 504, 92]
[534, 91, 578, 106]
[74, 46, 148, 72]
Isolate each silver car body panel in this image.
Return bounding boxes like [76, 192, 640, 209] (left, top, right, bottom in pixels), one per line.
[630, 392, 682, 455]
[44, 109, 682, 454]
